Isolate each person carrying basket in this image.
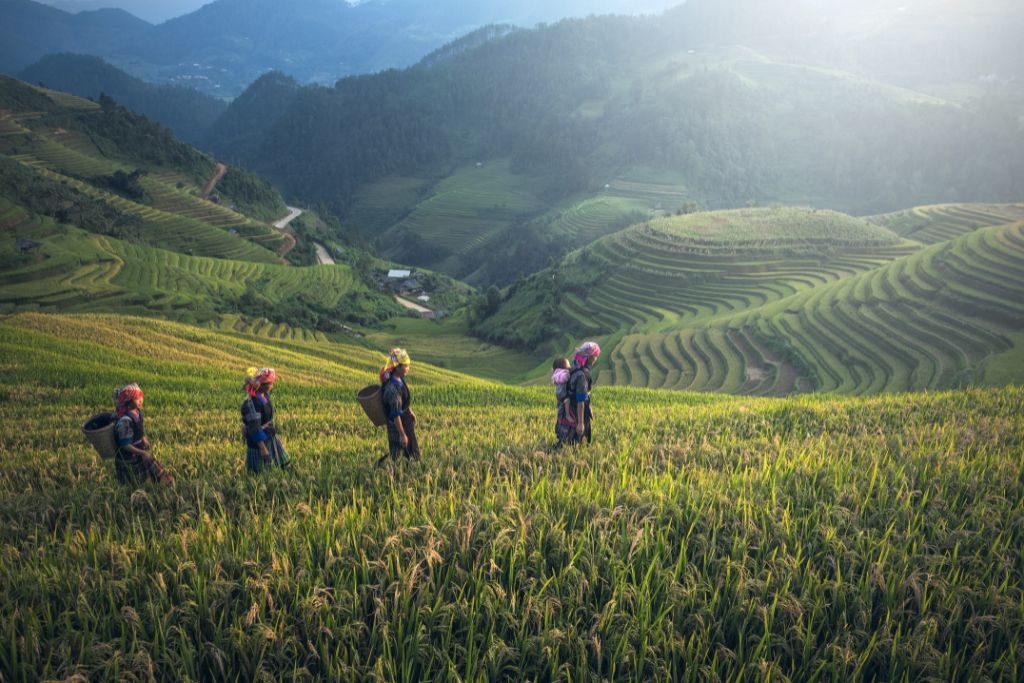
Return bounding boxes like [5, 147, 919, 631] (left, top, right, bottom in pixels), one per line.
[112, 384, 173, 486]
[376, 348, 420, 466]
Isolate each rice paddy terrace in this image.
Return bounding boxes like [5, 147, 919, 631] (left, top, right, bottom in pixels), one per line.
[1, 312, 1022, 680]
[365, 162, 693, 279]
[0, 198, 398, 328]
[870, 203, 1024, 245]
[483, 206, 1024, 395]
[612, 218, 1024, 394]
[378, 160, 548, 271]
[0, 79, 289, 262]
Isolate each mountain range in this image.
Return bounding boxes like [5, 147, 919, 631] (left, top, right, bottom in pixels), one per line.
[1, 0, 682, 96]
[203, 0, 1024, 286]
[36, 0, 207, 23]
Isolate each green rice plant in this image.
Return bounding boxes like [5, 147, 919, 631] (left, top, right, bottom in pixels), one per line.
[0, 312, 1022, 681]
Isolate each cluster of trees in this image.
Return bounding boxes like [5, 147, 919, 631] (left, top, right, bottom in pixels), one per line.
[0, 157, 144, 241]
[215, 169, 285, 222]
[92, 169, 148, 202]
[234, 284, 397, 332]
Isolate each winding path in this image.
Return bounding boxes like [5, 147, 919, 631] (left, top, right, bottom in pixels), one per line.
[272, 207, 335, 265]
[273, 206, 303, 229]
[201, 163, 227, 200]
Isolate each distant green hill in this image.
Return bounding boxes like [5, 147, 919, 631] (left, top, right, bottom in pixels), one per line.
[0, 197, 400, 330]
[0, 0, 149, 73]
[476, 205, 1024, 395]
[0, 75, 288, 259]
[0, 76, 406, 333]
[18, 54, 227, 145]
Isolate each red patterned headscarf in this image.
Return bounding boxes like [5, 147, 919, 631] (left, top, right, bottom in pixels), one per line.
[114, 383, 143, 417]
[244, 367, 277, 397]
[573, 341, 602, 369]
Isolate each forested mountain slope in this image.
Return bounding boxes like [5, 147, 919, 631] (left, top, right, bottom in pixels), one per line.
[0, 76, 288, 257]
[213, 0, 1024, 286]
[18, 54, 226, 145]
[1, 0, 683, 97]
[0, 0, 149, 73]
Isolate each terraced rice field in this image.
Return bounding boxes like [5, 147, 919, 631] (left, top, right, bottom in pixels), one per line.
[0, 109, 289, 261]
[37, 167, 284, 262]
[483, 206, 1024, 396]
[210, 314, 332, 343]
[604, 177, 690, 207]
[0, 113, 27, 137]
[9, 131, 127, 177]
[542, 195, 651, 243]
[870, 203, 1024, 245]
[0, 200, 380, 325]
[606, 220, 1024, 395]
[381, 160, 546, 261]
[343, 176, 432, 234]
[559, 209, 916, 339]
[31, 85, 101, 111]
[2, 313, 1022, 680]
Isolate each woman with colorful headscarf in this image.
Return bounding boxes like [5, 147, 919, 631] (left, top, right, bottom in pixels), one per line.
[377, 348, 420, 466]
[113, 383, 173, 485]
[242, 367, 291, 473]
[566, 341, 601, 446]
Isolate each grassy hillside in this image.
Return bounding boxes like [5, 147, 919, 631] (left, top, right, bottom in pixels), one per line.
[1, 312, 1021, 679]
[0, 76, 289, 260]
[0, 198, 401, 329]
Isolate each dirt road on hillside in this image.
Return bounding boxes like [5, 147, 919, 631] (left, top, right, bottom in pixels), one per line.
[201, 163, 227, 200]
[274, 206, 303, 229]
[395, 296, 431, 314]
[271, 206, 303, 260]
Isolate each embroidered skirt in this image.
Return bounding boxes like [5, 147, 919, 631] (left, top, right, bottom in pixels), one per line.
[246, 436, 291, 473]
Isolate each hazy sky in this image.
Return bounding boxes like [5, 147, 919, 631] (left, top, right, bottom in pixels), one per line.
[38, 0, 678, 25]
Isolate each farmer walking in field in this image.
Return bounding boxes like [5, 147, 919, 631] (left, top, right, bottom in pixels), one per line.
[242, 367, 291, 473]
[376, 348, 420, 466]
[567, 342, 601, 446]
[112, 384, 173, 486]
